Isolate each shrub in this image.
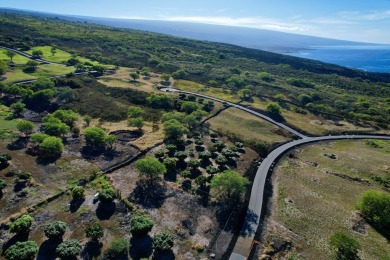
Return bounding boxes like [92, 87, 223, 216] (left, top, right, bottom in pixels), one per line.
[163, 157, 177, 170]
[16, 120, 34, 136]
[71, 186, 85, 200]
[153, 232, 174, 251]
[210, 170, 249, 201]
[84, 127, 106, 147]
[134, 157, 167, 180]
[85, 223, 104, 241]
[0, 153, 12, 168]
[130, 215, 154, 236]
[99, 188, 116, 203]
[56, 240, 82, 259]
[10, 214, 33, 235]
[44, 221, 67, 239]
[39, 136, 64, 156]
[356, 190, 390, 228]
[107, 239, 129, 258]
[329, 232, 360, 260]
[5, 241, 38, 260]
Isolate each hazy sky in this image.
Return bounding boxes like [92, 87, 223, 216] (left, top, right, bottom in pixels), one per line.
[1, 0, 390, 43]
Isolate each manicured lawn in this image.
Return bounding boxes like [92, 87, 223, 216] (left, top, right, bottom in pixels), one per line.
[3, 64, 75, 83]
[0, 49, 30, 65]
[26, 46, 72, 63]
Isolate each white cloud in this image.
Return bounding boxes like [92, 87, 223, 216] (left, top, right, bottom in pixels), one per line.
[339, 10, 390, 21]
[163, 16, 310, 32]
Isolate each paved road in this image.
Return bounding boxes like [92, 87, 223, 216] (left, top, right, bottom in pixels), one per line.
[160, 88, 307, 139]
[160, 88, 390, 260]
[0, 46, 66, 66]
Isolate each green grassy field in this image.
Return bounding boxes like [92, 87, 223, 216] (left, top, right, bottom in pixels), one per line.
[0, 49, 30, 65]
[263, 140, 390, 259]
[4, 64, 75, 83]
[26, 46, 114, 69]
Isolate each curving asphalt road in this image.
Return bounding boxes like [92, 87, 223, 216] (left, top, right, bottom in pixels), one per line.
[160, 87, 390, 260]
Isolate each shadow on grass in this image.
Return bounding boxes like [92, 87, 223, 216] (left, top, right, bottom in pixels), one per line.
[130, 180, 167, 209]
[37, 238, 62, 260]
[1, 233, 29, 256]
[81, 241, 103, 259]
[7, 137, 28, 150]
[36, 154, 62, 165]
[96, 201, 116, 220]
[130, 235, 153, 260]
[70, 198, 85, 213]
[152, 249, 175, 260]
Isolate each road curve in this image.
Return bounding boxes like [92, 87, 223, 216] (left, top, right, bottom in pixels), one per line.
[160, 88, 307, 139]
[159, 88, 390, 259]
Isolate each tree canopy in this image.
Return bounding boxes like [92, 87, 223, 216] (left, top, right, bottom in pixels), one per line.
[356, 190, 390, 228]
[130, 215, 154, 236]
[134, 157, 167, 180]
[5, 241, 38, 260]
[329, 232, 360, 260]
[10, 214, 34, 235]
[44, 221, 67, 240]
[16, 120, 34, 136]
[56, 240, 82, 259]
[210, 170, 249, 201]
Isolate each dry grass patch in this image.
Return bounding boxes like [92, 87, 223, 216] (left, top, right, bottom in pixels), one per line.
[208, 107, 291, 144]
[261, 140, 390, 260]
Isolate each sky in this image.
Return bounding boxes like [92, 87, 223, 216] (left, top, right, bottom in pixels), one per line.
[1, 0, 390, 43]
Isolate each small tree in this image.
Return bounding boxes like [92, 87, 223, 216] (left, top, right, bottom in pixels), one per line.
[104, 135, 117, 150]
[32, 50, 43, 58]
[153, 232, 174, 251]
[10, 102, 26, 117]
[161, 73, 171, 82]
[56, 240, 82, 259]
[26, 60, 39, 70]
[50, 47, 57, 56]
[85, 223, 104, 241]
[0, 153, 12, 169]
[329, 232, 360, 260]
[164, 119, 188, 139]
[39, 136, 64, 156]
[129, 117, 144, 130]
[266, 102, 282, 116]
[6, 50, 15, 61]
[134, 157, 167, 181]
[10, 214, 34, 235]
[44, 221, 67, 240]
[16, 120, 34, 136]
[84, 127, 106, 147]
[107, 239, 128, 258]
[356, 190, 390, 228]
[5, 241, 38, 260]
[188, 159, 200, 170]
[128, 106, 144, 118]
[129, 72, 140, 82]
[52, 110, 78, 127]
[72, 186, 85, 200]
[163, 157, 177, 170]
[210, 170, 249, 201]
[130, 215, 154, 236]
[99, 188, 116, 203]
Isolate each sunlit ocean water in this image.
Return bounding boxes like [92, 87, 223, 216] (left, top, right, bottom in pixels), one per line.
[288, 45, 390, 73]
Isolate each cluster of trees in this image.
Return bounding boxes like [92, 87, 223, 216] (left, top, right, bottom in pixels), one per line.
[128, 105, 144, 130]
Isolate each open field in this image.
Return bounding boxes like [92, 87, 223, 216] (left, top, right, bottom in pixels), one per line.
[98, 67, 161, 93]
[208, 107, 292, 145]
[0, 49, 30, 65]
[260, 140, 390, 259]
[3, 63, 75, 83]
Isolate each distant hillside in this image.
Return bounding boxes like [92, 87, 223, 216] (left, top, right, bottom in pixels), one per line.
[0, 8, 373, 52]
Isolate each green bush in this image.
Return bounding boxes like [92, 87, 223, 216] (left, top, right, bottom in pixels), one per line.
[44, 221, 67, 239]
[39, 136, 64, 156]
[356, 190, 390, 228]
[85, 223, 104, 241]
[130, 215, 154, 236]
[10, 214, 33, 235]
[107, 239, 129, 258]
[5, 241, 38, 260]
[56, 240, 82, 259]
[329, 232, 360, 260]
[71, 186, 85, 200]
[99, 188, 116, 203]
[153, 232, 174, 251]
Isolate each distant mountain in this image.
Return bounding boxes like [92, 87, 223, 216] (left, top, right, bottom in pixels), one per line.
[0, 8, 374, 53]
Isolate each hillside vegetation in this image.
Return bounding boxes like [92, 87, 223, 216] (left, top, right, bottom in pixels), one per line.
[0, 12, 390, 131]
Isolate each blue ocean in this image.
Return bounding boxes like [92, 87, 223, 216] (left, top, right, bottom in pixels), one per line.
[288, 45, 390, 73]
